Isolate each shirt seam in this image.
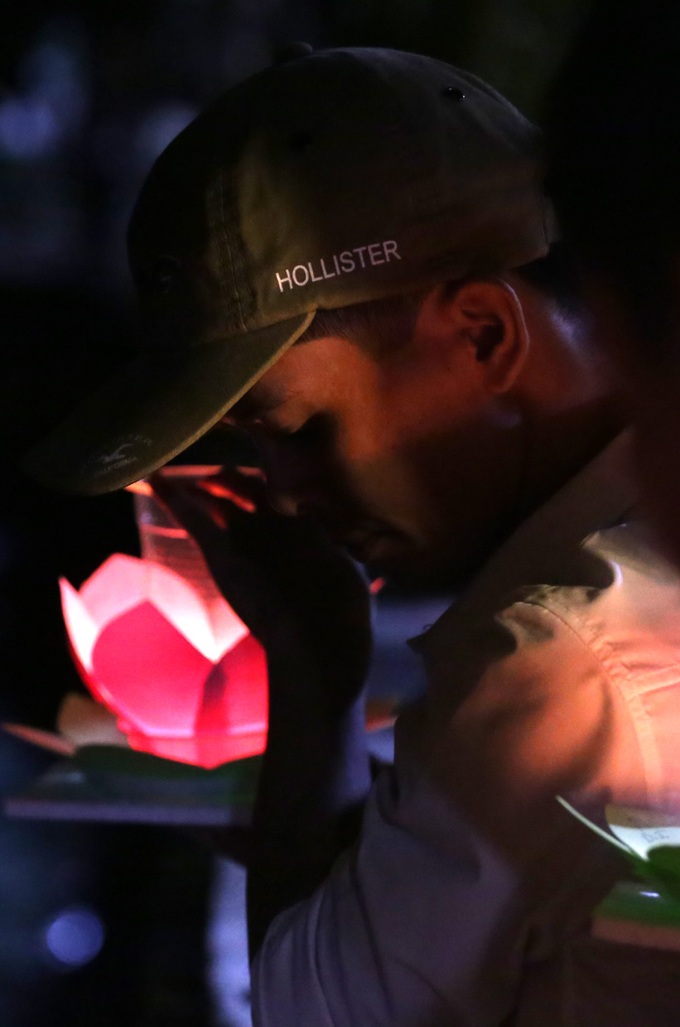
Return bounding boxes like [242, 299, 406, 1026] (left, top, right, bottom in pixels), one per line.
[518, 595, 659, 801]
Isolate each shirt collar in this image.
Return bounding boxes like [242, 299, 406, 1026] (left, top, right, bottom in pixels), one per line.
[411, 428, 640, 651]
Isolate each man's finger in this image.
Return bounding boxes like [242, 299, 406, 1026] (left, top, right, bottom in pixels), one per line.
[148, 476, 230, 539]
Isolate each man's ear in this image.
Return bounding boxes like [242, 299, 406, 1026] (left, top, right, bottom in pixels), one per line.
[428, 278, 530, 394]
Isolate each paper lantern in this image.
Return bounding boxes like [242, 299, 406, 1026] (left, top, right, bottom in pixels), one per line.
[59, 483, 268, 769]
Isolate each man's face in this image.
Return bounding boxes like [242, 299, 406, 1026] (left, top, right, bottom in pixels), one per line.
[226, 319, 523, 586]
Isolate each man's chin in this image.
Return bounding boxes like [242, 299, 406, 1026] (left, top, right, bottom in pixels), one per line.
[344, 531, 400, 567]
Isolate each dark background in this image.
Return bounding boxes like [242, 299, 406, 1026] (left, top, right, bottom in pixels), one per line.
[0, 2, 588, 1024]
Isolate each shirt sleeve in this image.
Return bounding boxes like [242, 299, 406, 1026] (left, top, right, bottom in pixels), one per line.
[251, 764, 526, 1027]
[250, 596, 646, 1027]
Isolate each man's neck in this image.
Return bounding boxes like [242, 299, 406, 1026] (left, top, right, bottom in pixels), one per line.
[514, 392, 628, 525]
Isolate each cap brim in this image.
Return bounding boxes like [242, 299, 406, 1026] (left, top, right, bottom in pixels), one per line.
[22, 312, 314, 495]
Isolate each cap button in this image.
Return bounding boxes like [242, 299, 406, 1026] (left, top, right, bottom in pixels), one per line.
[442, 85, 466, 101]
[273, 42, 314, 64]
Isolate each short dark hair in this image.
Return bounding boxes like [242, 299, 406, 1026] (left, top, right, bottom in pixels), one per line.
[297, 244, 582, 350]
[296, 288, 426, 354]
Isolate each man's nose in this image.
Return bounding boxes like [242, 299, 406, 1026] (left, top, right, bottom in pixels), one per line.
[266, 484, 300, 517]
[261, 448, 316, 517]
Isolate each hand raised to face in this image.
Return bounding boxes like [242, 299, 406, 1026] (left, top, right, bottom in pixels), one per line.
[148, 465, 373, 713]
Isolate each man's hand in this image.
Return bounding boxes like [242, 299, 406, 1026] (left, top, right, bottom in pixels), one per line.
[147, 466, 373, 707]
[149, 465, 374, 954]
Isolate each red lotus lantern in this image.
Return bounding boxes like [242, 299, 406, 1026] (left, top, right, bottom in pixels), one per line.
[59, 476, 268, 769]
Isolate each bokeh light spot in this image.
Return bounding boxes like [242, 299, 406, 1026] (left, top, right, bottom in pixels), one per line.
[43, 906, 105, 969]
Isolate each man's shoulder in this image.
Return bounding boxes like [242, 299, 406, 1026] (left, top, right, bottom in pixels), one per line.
[419, 513, 680, 702]
[399, 513, 680, 826]
[520, 516, 680, 656]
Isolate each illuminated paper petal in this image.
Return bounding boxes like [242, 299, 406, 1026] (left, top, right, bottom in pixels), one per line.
[197, 635, 268, 735]
[91, 601, 215, 735]
[60, 553, 268, 769]
[62, 554, 247, 664]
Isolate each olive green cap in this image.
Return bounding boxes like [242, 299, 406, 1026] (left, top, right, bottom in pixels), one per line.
[24, 46, 555, 495]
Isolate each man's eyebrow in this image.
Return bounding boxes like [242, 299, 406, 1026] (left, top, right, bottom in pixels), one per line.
[228, 395, 258, 420]
[227, 389, 289, 421]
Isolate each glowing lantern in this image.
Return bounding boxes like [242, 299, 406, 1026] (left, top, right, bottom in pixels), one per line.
[59, 478, 268, 769]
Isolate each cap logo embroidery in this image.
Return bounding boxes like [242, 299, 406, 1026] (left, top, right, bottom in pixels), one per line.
[89, 434, 153, 478]
[275, 239, 401, 292]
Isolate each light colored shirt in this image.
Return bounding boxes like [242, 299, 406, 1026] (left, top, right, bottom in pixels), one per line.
[252, 431, 680, 1026]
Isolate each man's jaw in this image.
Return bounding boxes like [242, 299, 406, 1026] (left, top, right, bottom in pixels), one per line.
[294, 501, 465, 587]
[298, 503, 405, 565]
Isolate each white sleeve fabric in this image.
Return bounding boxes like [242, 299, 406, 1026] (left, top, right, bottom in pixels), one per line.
[251, 588, 674, 1027]
[251, 762, 525, 1027]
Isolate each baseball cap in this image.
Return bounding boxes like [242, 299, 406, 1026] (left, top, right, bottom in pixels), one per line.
[24, 45, 556, 495]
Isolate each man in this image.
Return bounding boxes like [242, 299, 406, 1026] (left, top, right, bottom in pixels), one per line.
[24, 46, 680, 1024]
[546, 0, 680, 570]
